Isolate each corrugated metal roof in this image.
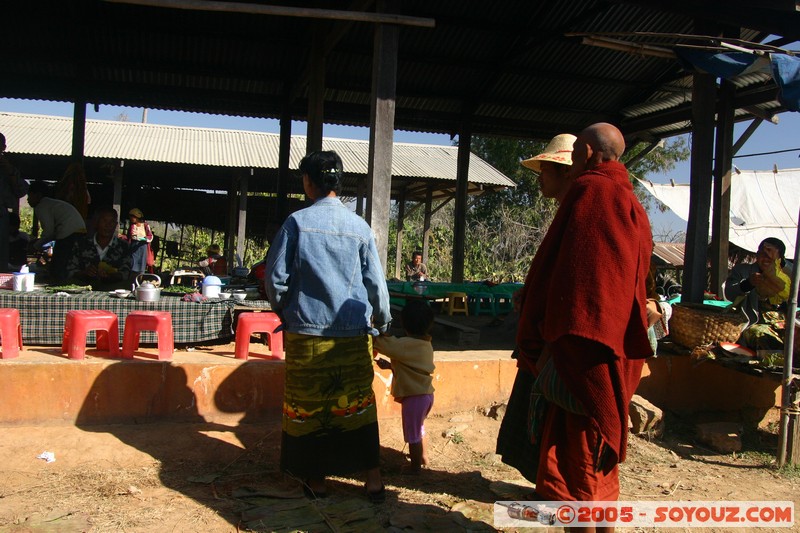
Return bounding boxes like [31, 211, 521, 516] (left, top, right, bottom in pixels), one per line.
[2, 1, 794, 144]
[653, 242, 685, 268]
[0, 112, 515, 188]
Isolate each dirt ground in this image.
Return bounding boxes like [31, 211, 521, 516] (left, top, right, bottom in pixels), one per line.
[1, 407, 800, 532]
[2, 313, 799, 531]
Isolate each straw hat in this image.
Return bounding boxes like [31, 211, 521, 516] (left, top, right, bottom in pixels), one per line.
[128, 207, 144, 219]
[520, 133, 576, 173]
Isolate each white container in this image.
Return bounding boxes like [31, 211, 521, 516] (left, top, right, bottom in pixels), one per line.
[13, 273, 35, 292]
[202, 275, 222, 298]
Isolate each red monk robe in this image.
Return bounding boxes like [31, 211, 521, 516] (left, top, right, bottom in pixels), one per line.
[516, 159, 653, 501]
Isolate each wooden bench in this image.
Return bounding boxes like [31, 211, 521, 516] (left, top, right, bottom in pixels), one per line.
[434, 315, 480, 346]
[390, 303, 480, 346]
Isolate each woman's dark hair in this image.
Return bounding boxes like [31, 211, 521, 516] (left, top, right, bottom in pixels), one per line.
[401, 299, 435, 337]
[759, 237, 787, 267]
[298, 151, 343, 196]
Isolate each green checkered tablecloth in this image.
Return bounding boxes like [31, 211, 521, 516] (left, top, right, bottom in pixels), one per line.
[0, 290, 237, 345]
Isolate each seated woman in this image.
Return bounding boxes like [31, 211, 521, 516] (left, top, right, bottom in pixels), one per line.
[66, 207, 131, 290]
[198, 244, 227, 276]
[724, 237, 792, 350]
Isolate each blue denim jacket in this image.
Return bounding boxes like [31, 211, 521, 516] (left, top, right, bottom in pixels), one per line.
[264, 196, 391, 337]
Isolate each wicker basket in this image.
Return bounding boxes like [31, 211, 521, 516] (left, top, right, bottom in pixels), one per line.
[669, 304, 747, 348]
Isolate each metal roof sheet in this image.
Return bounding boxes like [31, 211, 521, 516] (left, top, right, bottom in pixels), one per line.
[2, 1, 794, 144]
[0, 112, 514, 188]
[653, 242, 686, 268]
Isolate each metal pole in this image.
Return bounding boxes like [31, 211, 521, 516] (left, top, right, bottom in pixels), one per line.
[777, 207, 800, 467]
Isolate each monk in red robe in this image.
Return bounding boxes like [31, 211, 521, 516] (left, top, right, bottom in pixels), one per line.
[516, 123, 653, 532]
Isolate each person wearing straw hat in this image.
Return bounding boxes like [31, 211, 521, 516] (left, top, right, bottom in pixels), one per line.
[514, 123, 652, 510]
[496, 133, 576, 484]
[520, 133, 577, 203]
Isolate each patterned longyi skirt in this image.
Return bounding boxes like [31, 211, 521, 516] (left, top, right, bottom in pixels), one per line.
[280, 332, 380, 478]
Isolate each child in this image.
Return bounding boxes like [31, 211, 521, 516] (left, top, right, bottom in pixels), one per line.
[198, 244, 228, 276]
[373, 299, 435, 474]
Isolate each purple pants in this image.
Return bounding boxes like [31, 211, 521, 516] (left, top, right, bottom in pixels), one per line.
[401, 394, 434, 444]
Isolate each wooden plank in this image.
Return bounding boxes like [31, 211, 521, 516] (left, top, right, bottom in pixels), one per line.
[103, 0, 436, 28]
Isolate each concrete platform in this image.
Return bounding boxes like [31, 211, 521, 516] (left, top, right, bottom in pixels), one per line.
[2, 338, 781, 428]
[637, 354, 782, 427]
[0, 343, 517, 426]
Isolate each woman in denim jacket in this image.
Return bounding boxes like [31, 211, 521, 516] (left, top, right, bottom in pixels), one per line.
[265, 151, 391, 502]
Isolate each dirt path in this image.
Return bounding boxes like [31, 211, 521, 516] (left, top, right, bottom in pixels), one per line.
[2, 407, 799, 532]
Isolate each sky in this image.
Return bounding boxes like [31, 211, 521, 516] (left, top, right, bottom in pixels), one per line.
[2, 96, 799, 235]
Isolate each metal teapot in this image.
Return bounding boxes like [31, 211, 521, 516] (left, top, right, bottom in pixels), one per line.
[135, 273, 162, 302]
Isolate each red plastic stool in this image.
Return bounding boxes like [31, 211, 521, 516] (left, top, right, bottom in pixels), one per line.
[122, 311, 174, 360]
[0, 308, 23, 359]
[62, 310, 120, 360]
[235, 312, 284, 360]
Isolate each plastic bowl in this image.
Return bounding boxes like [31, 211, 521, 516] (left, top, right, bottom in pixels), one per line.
[232, 292, 247, 301]
[218, 292, 231, 300]
[113, 289, 131, 298]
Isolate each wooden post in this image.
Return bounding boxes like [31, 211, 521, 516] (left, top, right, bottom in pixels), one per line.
[365, 5, 398, 272]
[159, 223, 168, 271]
[356, 176, 365, 216]
[307, 27, 325, 154]
[112, 160, 124, 222]
[226, 177, 238, 271]
[682, 72, 716, 303]
[277, 87, 292, 223]
[452, 124, 471, 283]
[237, 172, 249, 268]
[786, 384, 800, 466]
[422, 185, 433, 264]
[710, 79, 735, 298]
[394, 188, 405, 279]
[71, 100, 86, 163]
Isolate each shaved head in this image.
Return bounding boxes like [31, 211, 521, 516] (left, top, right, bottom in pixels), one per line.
[582, 122, 625, 161]
[568, 122, 626, 178]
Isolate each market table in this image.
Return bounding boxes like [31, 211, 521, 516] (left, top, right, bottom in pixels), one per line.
[386, 281, 522, 306]
[0, 290, 237, 345]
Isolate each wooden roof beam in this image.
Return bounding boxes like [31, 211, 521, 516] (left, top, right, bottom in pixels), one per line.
[102, 0, 435, 28]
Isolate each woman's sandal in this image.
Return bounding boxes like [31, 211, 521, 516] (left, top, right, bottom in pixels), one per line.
[366, 484, 386, 504]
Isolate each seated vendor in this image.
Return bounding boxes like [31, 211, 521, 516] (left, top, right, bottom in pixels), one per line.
[724, 237, 792, 350]
[404, 251, 428, 282]
[198, 244, 227, 276]
[66, 207, 131, 290]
